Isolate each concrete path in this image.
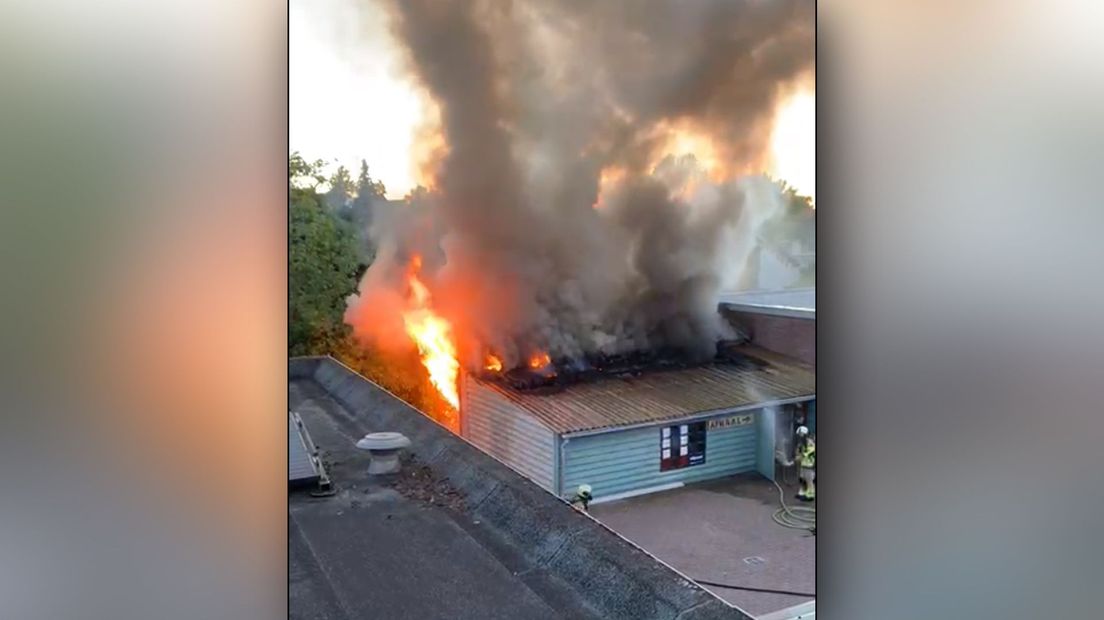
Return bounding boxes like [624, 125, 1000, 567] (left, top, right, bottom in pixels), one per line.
[590, 474, 815, 617]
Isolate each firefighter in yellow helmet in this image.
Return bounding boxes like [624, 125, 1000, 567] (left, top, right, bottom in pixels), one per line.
[572, 484, 593, 511]
[795, 426, 816, 502]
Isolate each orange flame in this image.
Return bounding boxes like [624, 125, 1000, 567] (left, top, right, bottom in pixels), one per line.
[485, 354, 502, 372]
[402, 256, 460, 409]
[598, 165, 627, 192]
[663, 128, 720, 174]
[528, 352, 551, 369]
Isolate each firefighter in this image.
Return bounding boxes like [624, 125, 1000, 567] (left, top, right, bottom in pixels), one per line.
[795, 426, 816, 502]
[572, 484, 593, 511]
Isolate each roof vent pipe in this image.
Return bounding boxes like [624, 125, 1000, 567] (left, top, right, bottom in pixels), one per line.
[355, 432, 412, 475]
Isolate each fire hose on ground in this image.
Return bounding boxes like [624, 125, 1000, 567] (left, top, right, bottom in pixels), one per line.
[772, 464, 815, 532]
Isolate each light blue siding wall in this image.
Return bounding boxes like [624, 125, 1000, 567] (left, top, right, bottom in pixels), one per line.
[561, 412, 760, 499]
[463, 377, 557, 491]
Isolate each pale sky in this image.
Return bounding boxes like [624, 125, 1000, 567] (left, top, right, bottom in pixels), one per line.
[770, 91, 816, 203]
[289, 0, 421, 199]
[290, 0, 815, 202]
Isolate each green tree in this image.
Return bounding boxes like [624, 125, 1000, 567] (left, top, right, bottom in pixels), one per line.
[325, 165, 353, 212]
[344, 160, 386, 265]
[758, 177, 816, 288]
[403, 185, 430, 205]
[334, 342, 446, 418]
[352, 159, 387, 208]
[290, 152, 327, 191]
[289, 154, 361, 356]
[289, 155, 453, 422]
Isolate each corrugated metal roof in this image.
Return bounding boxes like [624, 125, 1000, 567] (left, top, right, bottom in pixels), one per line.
[473, 346, 815, 435]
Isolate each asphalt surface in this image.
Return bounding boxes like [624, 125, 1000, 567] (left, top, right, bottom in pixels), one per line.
[289, 357, 753, 620]
[590, 474, 816, 617]
[290, 382, 565, 619]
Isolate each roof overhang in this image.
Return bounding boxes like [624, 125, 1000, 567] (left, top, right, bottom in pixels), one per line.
[718, 288, 815, 320]
[473, 344, 815, 436]
[561, 393, 816, 438]
[721, 302, 815, 320]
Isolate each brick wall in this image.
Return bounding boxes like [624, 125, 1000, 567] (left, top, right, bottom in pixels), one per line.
[723, 309, 815, 367]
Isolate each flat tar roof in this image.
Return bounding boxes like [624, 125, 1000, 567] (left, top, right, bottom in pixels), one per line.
[472, 346, 815, 436]
[289, 357, 753, 620]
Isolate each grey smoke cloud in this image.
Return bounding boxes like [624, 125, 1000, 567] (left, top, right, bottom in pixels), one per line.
[346, 0, 814, 370]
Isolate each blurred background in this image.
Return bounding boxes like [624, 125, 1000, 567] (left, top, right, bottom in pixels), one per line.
[0, 0, 286, 618]
[0, 0, 1101, 618]
[819, 0, 1104, 617]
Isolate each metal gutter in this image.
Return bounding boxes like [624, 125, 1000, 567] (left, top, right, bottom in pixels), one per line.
[721, 302, 815, 320]
[554, 433, 565, 496]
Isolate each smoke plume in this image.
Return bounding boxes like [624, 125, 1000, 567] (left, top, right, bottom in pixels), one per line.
[346, 0, 814, 370]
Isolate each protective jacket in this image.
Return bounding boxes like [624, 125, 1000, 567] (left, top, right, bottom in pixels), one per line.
[798, 439, 816, 469]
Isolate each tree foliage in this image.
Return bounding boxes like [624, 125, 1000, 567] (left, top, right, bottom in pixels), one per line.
[352, 159, 387, 209]
[403, 185, 431, 205]
[289, 154, 361, 356]
[325, 165, 353, 212]
[290, 152, 327, 191]
[758, 177, 816, 288]
[331, 340, 454, 425]
[288, 154, 446, 420]
[341, 159, 386, 266]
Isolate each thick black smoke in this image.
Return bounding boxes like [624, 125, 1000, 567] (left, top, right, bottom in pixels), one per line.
[346, 0, 814, 370]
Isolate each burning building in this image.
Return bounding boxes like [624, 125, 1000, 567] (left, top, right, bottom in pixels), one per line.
[459, 342, 814, 502]
[341, 0, 816, 492]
